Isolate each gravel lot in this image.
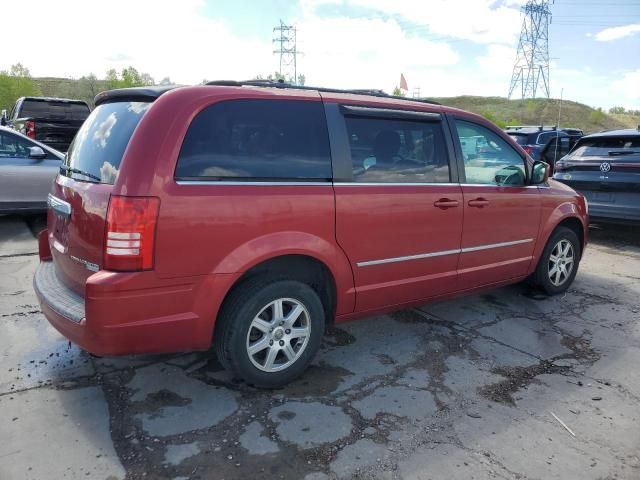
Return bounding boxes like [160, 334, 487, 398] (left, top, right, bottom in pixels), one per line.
[1, 214, 639, 480]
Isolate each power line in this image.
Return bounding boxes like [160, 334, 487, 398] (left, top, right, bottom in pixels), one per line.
[508, 0, 552, 100]
[273, 20, 300, 84]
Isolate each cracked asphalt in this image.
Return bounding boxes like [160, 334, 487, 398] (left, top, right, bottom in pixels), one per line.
[1, 215, 639, 480]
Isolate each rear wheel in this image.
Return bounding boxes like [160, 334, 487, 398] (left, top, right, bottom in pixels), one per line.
[215, 278, 324, 388]
[534, 226, 581, 295]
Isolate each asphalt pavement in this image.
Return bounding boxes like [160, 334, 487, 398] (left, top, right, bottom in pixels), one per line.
[1, 214, 638, 480]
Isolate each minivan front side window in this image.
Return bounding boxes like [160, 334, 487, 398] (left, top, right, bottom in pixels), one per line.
[175, 99, 332, 181]
[455, 120, 526, 186]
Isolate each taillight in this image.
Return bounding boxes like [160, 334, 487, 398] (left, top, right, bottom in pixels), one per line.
[104, 196, 160, 271]
[523, 146, 533, 155]
[25, 119, 36, 139]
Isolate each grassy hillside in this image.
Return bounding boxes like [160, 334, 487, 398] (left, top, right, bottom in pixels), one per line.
[609, 112, 640, 130]
[34, 77, 111, 108]
[430, 96, 629, 134]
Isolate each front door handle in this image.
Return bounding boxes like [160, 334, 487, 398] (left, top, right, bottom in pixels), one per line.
[433, 198, 460, 209]
[468, 198, 489, 208]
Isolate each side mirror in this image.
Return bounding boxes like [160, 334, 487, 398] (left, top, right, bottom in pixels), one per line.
[29, 146, 47, 160]
[531, 160, 550, 184]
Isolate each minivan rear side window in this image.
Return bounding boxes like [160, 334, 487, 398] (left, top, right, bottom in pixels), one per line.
[344, 116, 450, 183]
[176, 99, 332, 181]
[63, 101, 151, 184]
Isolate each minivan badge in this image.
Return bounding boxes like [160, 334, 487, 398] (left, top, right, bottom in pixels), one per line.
[600, 162, 611, 173]
[70, 255, 99, 272]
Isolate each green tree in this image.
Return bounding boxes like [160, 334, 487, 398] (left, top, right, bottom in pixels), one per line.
[0, 63, 42, 114]
[589, 107, 606, 125]
[481, 110, 508, 128]
[106, 67, 155, 89]
[78, 73, 102, 107]
[9, 63, 31, 77]
[297, 74, 306, 86]
[608, 106, 626, 114]
[392, 86, 406, 97]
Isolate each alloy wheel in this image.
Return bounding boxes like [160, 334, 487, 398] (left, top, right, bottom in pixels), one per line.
[245, 298, 311, 372]
[548, 239, 575, 287]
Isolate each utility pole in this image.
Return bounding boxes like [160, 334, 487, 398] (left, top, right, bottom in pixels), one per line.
[508, 0, 552, 99]
[412, 87, 421, 99]
[273, 20, 299, 84]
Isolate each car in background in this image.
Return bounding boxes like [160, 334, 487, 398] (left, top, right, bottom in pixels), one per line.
[540, 135, 573, 172]
[554, 128, 640, 223]
[0, 125, 64, 213]
[9, 97, 90, 152]
[506, 126, 583, 162]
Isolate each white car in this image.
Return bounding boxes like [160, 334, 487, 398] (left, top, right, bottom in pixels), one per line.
[0, 125, 64, 213]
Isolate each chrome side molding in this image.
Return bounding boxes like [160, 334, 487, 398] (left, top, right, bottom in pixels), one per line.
[357, 238, 534, 267]
[47, 193, 71, 217]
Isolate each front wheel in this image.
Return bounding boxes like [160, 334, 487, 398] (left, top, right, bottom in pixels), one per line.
[534, 226, 581, 295]
[214, 279, 325, 388]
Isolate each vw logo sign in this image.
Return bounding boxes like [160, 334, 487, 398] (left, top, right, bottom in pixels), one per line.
[600, 162, 611, 173]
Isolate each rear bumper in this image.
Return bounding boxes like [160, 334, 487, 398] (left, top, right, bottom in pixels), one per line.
[34, 260, 237, 356]
[588, 204, 640, 223]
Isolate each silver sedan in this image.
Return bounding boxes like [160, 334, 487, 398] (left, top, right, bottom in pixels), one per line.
[0, 126, 64, 213]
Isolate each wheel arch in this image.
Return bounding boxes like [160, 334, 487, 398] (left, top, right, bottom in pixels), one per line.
[224, 254, 339, 327]
[531, 201, 588, 271]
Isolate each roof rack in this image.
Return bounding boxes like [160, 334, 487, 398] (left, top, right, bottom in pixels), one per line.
[506, 124, 560, 131]
[205, 79, 440, 105]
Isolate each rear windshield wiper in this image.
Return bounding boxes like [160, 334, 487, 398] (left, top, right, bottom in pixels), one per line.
[608, 150, 639, 156]
[59, 165, 101, 182]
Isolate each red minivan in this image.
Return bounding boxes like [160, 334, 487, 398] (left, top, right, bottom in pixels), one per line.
[34, 82, 588, 387]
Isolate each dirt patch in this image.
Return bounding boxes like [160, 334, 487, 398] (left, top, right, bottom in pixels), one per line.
[478, 361, 567, 405]
[323, 326, 356, 347]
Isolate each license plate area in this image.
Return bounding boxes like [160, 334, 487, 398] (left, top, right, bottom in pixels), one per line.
[48, 194, 72, 253]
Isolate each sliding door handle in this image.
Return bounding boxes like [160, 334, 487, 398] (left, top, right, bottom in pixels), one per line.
[468, 198, 489, 208]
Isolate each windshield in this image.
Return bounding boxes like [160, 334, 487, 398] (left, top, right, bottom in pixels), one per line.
[568, 136, 640, 160]
[62, 102, 151, 184]
[508, 134, 528, 146]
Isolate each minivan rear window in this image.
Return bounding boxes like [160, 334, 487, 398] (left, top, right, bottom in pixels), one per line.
[175, 99, 332, 181]
[62, 102, 150, 184]
[21, 100, 90, 121]
[568, 136, 640, 160]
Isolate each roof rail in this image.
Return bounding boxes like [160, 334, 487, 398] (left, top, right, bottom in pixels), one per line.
[205, 79, 440, 105]
[505, 125, 542, 130]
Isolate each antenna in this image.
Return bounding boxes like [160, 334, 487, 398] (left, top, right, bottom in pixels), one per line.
[553, 87, 564, 161]
[508, 0, 552, 99]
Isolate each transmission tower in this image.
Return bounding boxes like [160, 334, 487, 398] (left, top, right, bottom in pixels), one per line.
[508, 0, 552, 99]
[273, 20, 299, 84]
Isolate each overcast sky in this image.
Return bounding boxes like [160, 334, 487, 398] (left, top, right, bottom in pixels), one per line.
[1, 0, 639, 109]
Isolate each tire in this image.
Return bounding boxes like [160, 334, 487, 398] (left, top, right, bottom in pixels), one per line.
[534, 226, 581, 295]
[214, 278, 325, 388]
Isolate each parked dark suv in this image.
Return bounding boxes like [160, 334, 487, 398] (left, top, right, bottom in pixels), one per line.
[506, 126, 583, 163]
[554, 128, 640, 223]
[34, 82, 588, 387]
